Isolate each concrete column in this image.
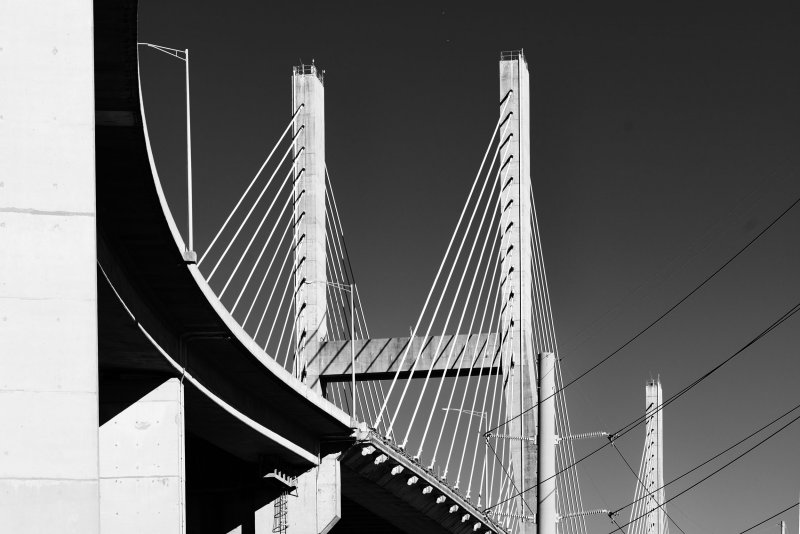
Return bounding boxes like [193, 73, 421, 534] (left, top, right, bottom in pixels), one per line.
[280, 454, 341, 534]
[537, 352, 556, 534]
[499, 49, 538, 532]
[0, 2, 99, 532]
[644, 379, 664, 534]
[99, 378, 186, 533]
[292, 63, 327, 390]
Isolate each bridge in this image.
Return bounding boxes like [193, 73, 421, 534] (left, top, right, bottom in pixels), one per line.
[1, 1, 673, 534]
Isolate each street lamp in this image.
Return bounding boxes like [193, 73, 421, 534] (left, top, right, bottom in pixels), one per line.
[442, 407, 489, 507]
[137, 42, 195, 261]
[310, 280, 357, 424]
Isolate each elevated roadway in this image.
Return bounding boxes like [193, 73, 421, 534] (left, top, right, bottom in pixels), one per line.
[93, 1, 505, 532]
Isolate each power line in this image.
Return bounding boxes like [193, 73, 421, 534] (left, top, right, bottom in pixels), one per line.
[485, 298, 800, 511]
[488, 194, 800, 435]
[611, 300, 800, 441]
[609, 405, 800, 533]
[738, 502, 798, 534]
[615, 398, 800, 517]
[610, 443, 687, 534]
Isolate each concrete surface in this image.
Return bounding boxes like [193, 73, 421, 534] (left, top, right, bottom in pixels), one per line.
[100, 378, 186, 533]
[0, 1, 99, 531]
[311, 334, 501, 387]
[293, 65, 328, 387]
[499, 51, 538, 532]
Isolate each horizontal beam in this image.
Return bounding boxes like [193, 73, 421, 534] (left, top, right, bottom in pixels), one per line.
[308, 333, 502, 387]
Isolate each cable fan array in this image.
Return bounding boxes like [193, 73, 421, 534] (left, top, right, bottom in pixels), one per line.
[367, 101, 587, 533]
[321, 167, 394, 427]
[196, 110, 368, 379]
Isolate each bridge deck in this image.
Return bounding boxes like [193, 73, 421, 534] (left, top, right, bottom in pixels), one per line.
[339, 433, 505, 534]
[95, 0, 353, 475]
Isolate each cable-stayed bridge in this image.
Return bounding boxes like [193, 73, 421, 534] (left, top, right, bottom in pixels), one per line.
[128, 43, 594, 533]
[2, 1, 678, 533]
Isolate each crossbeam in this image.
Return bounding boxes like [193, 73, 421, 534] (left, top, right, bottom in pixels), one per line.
[306, 333, 502, 389]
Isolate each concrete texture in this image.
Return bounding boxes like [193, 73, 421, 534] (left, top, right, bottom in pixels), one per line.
[642, 379, 665, 534]
[293, 65, 328, 387]
[284, 454, 341, 533]
[100, 378, 186, 533]
[0, 1, 99, 532]
[537, 353, 556, 534]
[311, 334, 501, 387]
[499, 51, 539, 532]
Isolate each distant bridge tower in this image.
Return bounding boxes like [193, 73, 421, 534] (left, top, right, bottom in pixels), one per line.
[292, 62, 328, 384]
[629, 378, 666, 534]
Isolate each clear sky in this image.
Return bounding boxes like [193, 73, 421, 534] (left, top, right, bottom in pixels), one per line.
[138, 3, 800, 532]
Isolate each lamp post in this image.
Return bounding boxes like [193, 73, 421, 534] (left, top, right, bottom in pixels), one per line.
[137, 42, 195, 261]
[442, 408, 488, 506]
[313, 280, 357, 423]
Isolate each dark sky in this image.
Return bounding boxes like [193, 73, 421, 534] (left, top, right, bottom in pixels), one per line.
[139, 3, 800, 531]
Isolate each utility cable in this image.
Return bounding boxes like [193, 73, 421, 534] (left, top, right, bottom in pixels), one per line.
[489, 194, 800, 435]
[610, 442, 687, 534]
[738, 502, 798, 534]
[608, 407, 800, 534]
[618, 397, 800, 517]
[486, 298, 800, 510]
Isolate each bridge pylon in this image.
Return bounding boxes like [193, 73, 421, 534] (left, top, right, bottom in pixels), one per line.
[292, 62, 328, 387]
[628, 378, 666, 534]
[499, 49, 540, 533]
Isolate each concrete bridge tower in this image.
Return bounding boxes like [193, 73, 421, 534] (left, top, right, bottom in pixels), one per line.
[499, 49, 539, 533]
[292, 63, 328, 386]
[644, 379, 666, 534]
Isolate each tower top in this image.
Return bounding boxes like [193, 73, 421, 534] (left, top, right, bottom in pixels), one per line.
[292, 62, 324, 85]
[500, 49, 525, 61]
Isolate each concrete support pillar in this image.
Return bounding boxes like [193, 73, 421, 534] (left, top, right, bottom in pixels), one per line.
[644, 379, 664, 534]
[537, 352, 556, 534]
[499, 49, 538, 532]
[0, 2, 99, 532]
[100, 378, 186, 533]
[282, 454, 341, 534]
[292, 63, 327, 389]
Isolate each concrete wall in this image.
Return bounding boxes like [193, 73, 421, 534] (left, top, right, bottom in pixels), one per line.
[282, 454, 340, 534]
[100, 378, 186, 533]
[0, 2, 99, 532]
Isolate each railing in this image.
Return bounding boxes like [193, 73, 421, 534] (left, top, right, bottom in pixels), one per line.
[499, 50, 523, 61]
[293, 63, 324, 84]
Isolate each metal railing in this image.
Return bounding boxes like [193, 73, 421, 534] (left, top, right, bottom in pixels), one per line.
[293, 63, 324, 84]
[500, 49, 524, 61]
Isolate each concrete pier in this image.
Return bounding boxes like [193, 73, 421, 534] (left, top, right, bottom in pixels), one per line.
[100, 378, 186, 533]
[0, 1, 99, 532]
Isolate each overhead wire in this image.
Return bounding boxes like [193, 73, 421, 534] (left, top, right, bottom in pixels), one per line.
[486, 298, 800, 510]
[488, 194, 800, 435]
[737, 502, 798, 534]
[610, 442, 687, 534]
[618, 397, 800, 518]
[608, 406, 800, 534]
